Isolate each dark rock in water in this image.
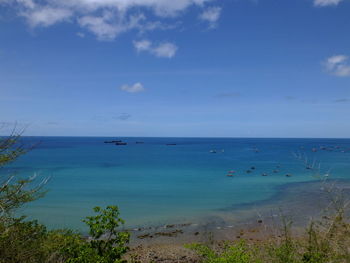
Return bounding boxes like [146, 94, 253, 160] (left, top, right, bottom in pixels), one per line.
[137, 233, 151, 239]
[194, 232, 199, 236]
[251, 166, 256, 170]
[154, 229, 183, 237]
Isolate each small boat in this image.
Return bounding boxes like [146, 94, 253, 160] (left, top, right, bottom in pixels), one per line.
[210, 150, 217, 153]
[273, 170, 279, 173]
[136, 142, 144, 144]
[251, 166, 256, 170]
[246, 170, 252, 174]
[285, 174, 292, 177]
[116, 142, 127, 145]
[166, 143, 177, 146]
[226, 174, 234, 177]
[261, 173, 268, 176]
[104, 140, 122, 143]
[228, 170, 235, 174]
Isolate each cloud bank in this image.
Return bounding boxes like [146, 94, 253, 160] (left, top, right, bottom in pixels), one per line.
[1, 0, 218, 41]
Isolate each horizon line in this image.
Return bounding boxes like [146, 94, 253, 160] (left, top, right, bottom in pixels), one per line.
[8, 135, 350, 140]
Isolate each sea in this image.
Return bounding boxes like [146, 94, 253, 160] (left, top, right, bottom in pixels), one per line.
[2, 137, 350, 232]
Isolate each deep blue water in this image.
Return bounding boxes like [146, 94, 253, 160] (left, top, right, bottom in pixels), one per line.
[2, 137, 350, 230]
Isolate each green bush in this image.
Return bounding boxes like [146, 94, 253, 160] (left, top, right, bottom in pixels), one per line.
[186, 240, 261, 263]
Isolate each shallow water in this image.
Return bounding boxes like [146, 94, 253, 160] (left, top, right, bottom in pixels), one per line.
[2, 137, 350, 231]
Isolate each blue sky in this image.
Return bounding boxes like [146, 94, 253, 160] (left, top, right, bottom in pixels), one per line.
[1, 0, 350, 137]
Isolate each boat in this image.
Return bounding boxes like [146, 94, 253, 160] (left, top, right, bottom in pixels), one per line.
[136, 142, 144, 144]
[226, 174, 234, 177]
[104, 140, 122, 143]
[285, 174, 292, 177]
[210, 150, 217, 153]
[166, 143, 177, 146]
[261, 173, 268, 176]
[116, 142, 127, 145]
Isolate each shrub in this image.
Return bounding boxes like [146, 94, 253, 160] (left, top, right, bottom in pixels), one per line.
[186, 240, 261, 263]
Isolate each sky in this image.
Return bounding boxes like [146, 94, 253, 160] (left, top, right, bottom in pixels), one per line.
[1, 0, 350, 138]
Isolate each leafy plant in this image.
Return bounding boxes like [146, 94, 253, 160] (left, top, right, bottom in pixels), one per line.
[186, 240, 260, 263]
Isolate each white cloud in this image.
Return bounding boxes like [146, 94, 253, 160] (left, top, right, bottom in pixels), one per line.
[21, 7, 73, 27]
[199, 6, 221, 28]
[314, 0, 344, 7]
[1, 0, 216, 40]
[133, 39, 152, 52]
[78, 11, 121, 40]
[120, 82, 145, 93]
[133, 40, 178, 58]
[152, 42, 178, 58]
[76, 32, 85, 38]
[17, 0, 36, 9]
[324, 55, 350, 77]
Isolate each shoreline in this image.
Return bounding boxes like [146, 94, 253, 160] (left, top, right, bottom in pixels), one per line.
[127, 178, 350, 247]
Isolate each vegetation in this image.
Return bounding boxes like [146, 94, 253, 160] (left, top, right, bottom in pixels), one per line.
[185, 211, 350, 263]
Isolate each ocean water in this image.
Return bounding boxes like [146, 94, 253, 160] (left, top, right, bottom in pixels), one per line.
[2, 137, 350, 231]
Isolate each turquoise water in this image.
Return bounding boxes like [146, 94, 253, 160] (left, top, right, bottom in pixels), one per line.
[3, 137, 350, 230]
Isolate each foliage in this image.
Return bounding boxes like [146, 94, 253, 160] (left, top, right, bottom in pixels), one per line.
[64, 206, 130, 263]
[0, 128, 45, 217]
[82, 206, 130, 262]
[186, 241, 261, 263]
[0, 218, 48, 263]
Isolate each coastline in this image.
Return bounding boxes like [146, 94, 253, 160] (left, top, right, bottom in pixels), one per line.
[127, 178, 350, 247]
